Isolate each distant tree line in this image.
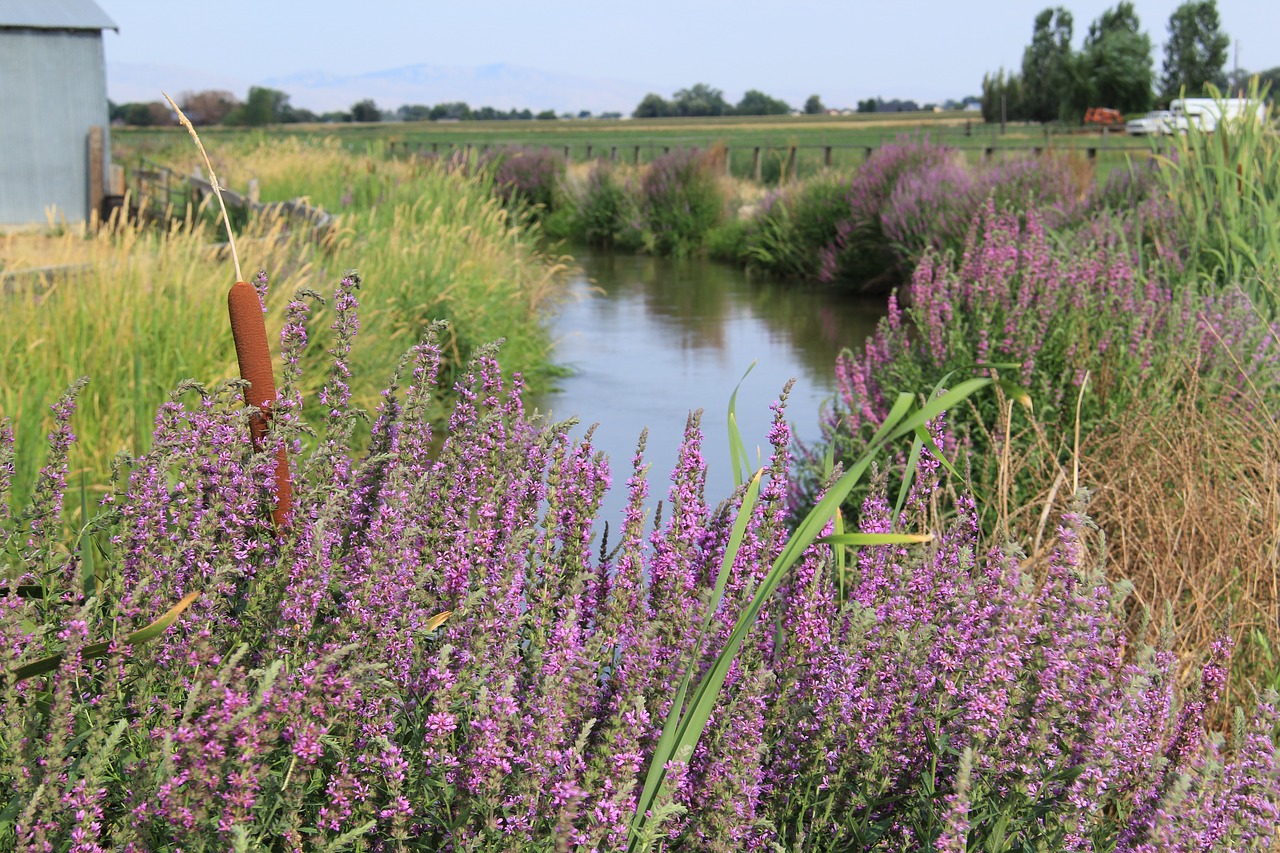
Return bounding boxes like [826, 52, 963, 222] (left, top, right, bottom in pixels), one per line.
[628, 86, 981, 119]
[110, 87, 627, 127]
[979, 0, 1273, 123]
[853, 96, 970, 113]
[631, 85, 832, 118]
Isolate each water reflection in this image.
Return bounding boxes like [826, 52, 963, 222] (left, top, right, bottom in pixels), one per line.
[536, 251, 883, 523]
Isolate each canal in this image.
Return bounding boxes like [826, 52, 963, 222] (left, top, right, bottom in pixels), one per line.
[537, 251, 884, 522]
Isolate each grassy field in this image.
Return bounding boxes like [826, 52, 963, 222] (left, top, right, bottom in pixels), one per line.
[115, 111, 1160, 183]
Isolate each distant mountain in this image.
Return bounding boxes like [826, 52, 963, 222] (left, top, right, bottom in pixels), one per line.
[107, 61, 659, 115]
[262, 63, 656, 114]
[107, 63, 253, 105]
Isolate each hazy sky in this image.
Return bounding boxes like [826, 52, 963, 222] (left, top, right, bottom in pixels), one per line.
[99, 1, 1280, 109]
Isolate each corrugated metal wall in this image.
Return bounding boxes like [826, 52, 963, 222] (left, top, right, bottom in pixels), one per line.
[0, 28, 110, 225]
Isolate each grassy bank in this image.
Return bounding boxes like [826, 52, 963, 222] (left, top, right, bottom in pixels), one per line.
[800, 95, 1280, 714]
[2, 136, 567, 510]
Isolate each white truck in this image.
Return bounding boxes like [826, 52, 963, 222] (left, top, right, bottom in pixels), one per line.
[1163, 98, 1266, 133]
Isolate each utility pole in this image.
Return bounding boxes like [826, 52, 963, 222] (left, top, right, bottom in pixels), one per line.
[1234, 39, 1240, 95]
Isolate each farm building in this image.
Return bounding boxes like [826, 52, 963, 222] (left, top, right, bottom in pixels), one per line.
[0, 0, 117, 225]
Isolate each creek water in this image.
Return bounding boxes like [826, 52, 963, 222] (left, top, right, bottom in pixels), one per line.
[535, 251, 884, 524]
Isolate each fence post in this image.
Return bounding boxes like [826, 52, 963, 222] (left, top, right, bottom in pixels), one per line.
[432, 142, 439, 154]
[585, 144, 593, 159]
[984, 146, 995, 160]
[785, 146, 797, 181]
[88, 125, 104, 224]
[865, 146, 873, 161]
[633, 145, 641, 165]
[564, 145, 571, 160]
[1086, 147, 1098, 160]
[752, 147, 762, 182]
[611, 146, 618, 162]
[663, 146, 670, 155]
[823, 145, 832, 168]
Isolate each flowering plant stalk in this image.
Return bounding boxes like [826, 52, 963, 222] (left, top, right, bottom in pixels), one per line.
[2, 272, 1276, 849]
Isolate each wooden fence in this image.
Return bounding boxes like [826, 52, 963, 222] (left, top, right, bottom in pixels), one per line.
[378, 135, 1152, 182]
[124, 158, 334, 236]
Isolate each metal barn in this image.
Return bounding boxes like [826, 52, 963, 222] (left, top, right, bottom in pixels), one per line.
[0, 0, 117, 225]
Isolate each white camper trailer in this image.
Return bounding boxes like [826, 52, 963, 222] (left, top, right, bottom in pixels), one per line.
[1164, 98, 1266, 133]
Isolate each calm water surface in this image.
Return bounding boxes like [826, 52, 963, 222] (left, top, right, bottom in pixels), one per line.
[535, 252, 883, 523]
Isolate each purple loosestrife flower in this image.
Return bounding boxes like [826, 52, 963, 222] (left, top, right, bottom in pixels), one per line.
[8, 271, 1280, 850]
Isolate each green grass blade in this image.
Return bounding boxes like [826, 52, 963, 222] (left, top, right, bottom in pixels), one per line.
[79, 472, 95, 598]
[631, 468, 763, 846]
[818, 532, 933, 546]
[5, 591, 200, 685]
[726, 361, 758, 487]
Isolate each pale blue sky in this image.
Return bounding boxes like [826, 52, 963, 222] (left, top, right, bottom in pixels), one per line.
[99, 1, 1280, 111]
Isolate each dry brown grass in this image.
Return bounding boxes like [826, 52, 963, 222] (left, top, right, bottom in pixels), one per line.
[969, 366, 1280, 722]
[1081, 370, 1280, 712]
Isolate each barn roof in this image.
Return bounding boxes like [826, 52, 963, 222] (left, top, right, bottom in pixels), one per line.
[0, 0, 117, 32]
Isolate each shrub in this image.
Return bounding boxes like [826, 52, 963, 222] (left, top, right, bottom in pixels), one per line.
[3, 274, 1278, 850]
[479, 145, 566, 215]
[817, 137, 953, 288]
[879, 155, 979, 261]
[738, 176, 849, 279]
[799, 200, 1280, 523]
[571, 161, 646, 251]
[812, 139, 1126, 292]
[639, 148, 724, 256]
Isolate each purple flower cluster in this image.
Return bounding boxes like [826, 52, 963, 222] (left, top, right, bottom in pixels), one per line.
[814, 137, 1136, 291]
[639, 148, 724, 256]
[479, 145, 566, 212]
[818, 199, 1280, 473]
[2, 277, 1277, 850]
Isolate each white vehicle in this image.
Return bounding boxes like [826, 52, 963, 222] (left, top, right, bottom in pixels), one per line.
[1164, 98, 1266, 133]
[1126, 110, 1172, 135]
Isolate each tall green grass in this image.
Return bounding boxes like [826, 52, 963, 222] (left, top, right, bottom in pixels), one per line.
[3, 137, 569, 512]
[1, 210, 318, 513]
[1152, 81, 1280, 306]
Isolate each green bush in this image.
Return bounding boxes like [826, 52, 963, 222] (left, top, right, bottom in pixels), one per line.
[739, 176, 849, 278]
[640, 148, 724, 256]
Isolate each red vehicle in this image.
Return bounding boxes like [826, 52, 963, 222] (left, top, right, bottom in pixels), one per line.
[1083, 107, 1124, 127]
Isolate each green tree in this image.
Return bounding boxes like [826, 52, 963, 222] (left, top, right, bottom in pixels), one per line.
[1073, 3, 1154, 114]
[735, 89, 790, 116]
[227, 86, 290, 126]
[279, 104, 318, 123]
[350, 99, 381, 122]
[180, 90, 240, 126]
[633, 93, 672, 118]
[804, 94, 825, 114]
[1253, 66, 1280, 96]
[429, 102, 472, 121]
[1161, 0, 1230, 99]
[981, 69, 1024, 122]
[1020, 7, 1074, 122]
[535, 109, 557, 120]
[398, 104, 433, 122]
[672, 83, 729, 117]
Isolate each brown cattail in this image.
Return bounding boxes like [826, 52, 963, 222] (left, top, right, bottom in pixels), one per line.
[228, 281, 292, 528]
